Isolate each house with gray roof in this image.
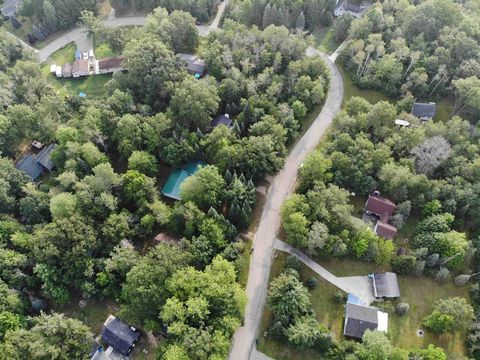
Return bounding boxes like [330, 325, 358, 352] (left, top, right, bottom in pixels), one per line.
[179, 53, 207, 77]
[343, 303, 388, 340]
[15, 144, 57, 181]
[100, 315, 140, 357]
[1, 0, 20, 18]
[412, 102, 436, 121]
[372, 272, 401, 298]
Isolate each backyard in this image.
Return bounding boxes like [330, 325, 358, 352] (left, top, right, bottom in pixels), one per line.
[41, 41, 113, 98]
[259, 251, 470, 359]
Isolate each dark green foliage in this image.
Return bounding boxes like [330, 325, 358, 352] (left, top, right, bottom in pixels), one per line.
[391, 255, 416, 275]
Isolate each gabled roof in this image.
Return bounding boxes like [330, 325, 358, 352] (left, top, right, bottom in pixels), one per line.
[36, 143, 56, 171]
[179, 53, 206, 76]
[72, 59, 88, 74]
[344, 303, 379, 339]
[372, 272, 400, 298]
[374, 221, 397, 239]
[1, 0, 20, 17]
[365, 195, 396, 222]
[412, 102, 436, 120]
[98, 56, 125, 70]
[101, 315, 140, 356]
[211, 114, 232, 128]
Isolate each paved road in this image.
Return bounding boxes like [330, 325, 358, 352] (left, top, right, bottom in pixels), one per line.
[274, 239, 375, 304]
[228, 48, 344, 360]
[36, 1, 228, 62]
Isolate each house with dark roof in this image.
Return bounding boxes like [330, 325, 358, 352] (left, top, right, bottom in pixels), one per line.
[15, 144, 57, 181]
[372, 272, 401, 298]
[364, 192, 397, 239]
[344, 303, 388, 340]
[98, 56, 125, 74]
[211, 114, 232, 129]
[100, 315, 140, 357]
[1, 0, 20, 18]
[72, 59, 89, 77]
[62, 63, 72, 77]
[162, 161, 204, 200]
[179, 53, 207, 77]
[153, 233, 180, 246]
[412, 102, 436, 121]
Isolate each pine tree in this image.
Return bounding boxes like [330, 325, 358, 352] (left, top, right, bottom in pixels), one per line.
[196, 128, 204, 139]
[262, 3, 273, 29]
[224, 169, 233, 184]
[296, 11, 306, 29]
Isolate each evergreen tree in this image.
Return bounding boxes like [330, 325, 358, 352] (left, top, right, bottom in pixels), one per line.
[296, 11, 306, 29]
[262, 3, 274, 29]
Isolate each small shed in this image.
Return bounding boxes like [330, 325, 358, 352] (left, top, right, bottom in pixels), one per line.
[61, 63, 72, 78]
[372, 272, 401, 298]
[412, 102, 436, 121]
[211, 114, 232, 129]
[100, 315, 140, 357]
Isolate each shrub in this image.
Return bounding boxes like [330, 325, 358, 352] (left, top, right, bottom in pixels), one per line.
[413, 260, 425, 276]
[435, 267, 450, 282]
[395, 303, 410, 316]
[454, 274, 471, 286]
[285, 255, 300, 272]
[333, 291, 347, 303]
[391, 255, 416, 275]
[372, 300, 394, 313]
[306, 277, 318, 289]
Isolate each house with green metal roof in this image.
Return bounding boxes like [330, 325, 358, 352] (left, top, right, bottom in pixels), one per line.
[162, 161, 204, 200]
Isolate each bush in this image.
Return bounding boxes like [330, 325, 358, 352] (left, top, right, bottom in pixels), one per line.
[333, 291, 347, 303]
[395, 303, 410, 316]
[425, 253, 440, 267]
[435, 267, 450, 282]
[306, 277, 318, 289]
[391, 255, 416, 275]
[372, 300, 394, 313]
[413, 260, 426, 276]
[285, 255, 301, 272]
[454, 274, 471, 286]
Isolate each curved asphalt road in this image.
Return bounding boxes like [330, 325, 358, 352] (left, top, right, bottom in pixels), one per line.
[228, 48, 344, 360]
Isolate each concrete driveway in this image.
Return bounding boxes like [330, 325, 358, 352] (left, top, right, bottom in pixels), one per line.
[228, 48, 344, 360]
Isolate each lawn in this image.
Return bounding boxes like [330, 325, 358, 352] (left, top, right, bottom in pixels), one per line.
[94, 41, 118, 58]
[313, 26, 339, 55]
[42, 42, 112, 98]
[318, 257, 469, 358]
[258, 251, 333, 360]
[338, 64, 390, 106]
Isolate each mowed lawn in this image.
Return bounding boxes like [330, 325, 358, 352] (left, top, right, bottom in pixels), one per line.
[319, 257, 470, 357]
[313, 25, 339, 55]
[42, 42, 112, 98]
[258, 251, 345, 360]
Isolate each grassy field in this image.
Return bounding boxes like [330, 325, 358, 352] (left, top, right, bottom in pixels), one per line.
[313, 26, 339, 55]
[318, 257, 469, 357]
[94, 40, 119, 58]
[338, 64, 390, 106]
[42, 42, 112, 98]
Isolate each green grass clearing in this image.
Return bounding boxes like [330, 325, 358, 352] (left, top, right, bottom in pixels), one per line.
[94, 40, 119, 58]
[313, 26, 339, 55]
[49, 42, 77, 65]
[338, 64, 390, 106]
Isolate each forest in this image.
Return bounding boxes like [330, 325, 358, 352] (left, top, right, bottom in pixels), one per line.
[0, 6, 329, 358]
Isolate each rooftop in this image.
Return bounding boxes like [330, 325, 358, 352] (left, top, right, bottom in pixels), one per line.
[98, 56, 125, 70]
[374, 221, 397, 239]
[372, 272, 401, 298]
[211, 114, 232, 128]
[162, 161, 204, 200]
[412, 102, 436, 120]
[344, 303, 379, 339]
[101, 315, 140, 357]
[365, 193, 396, 222]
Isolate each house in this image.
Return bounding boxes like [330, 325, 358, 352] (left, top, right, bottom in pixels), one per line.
[62, 63, 72, 77]
[364, 191, 398, 239]
[179, 53, 207, 77]
[98, 56, 125, 74]
[211, 114, 232, 128]
[72, 59, 89, 77]
[100, 315, 140, 357]
[1, 0, 20, 18]
[412, 102, 436, 121]
[344, 303, 388, 340]
[162, 161, 204, 200]
[153, 233, 180, 246]
[15, 144, 57, 181]
[371, 272, 401, 299]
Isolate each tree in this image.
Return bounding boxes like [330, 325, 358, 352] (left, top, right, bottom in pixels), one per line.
[451, 76, 480, 118]
[355, 330, 393, 360]
[414, 344, 447, 360]
[180, 165, 225, 209]
[19, 183, 50, 225]
[334, 13, 354, 42]
[122, 170, 157, 208]
[0, 312, 22, 340]
[295, 11, 305, 30]
[285, 315, 324, 349]
[161, 256, 246, 360]
[128, 150, 158, 177]
[120, 243, 191, 330]
[1, 313, 93, 359]
[163, 10, 199, 53]
[307, 221, 330, 256]
[423, 297, 474, 332]
[283, 212, 309, 248]
[391, 255, 416, 275]
[411, 136, 452, 176]
[298, 150, 333, 192]
[169, 77, 220, 132]
[49, 192, 77, 219]
[99, 245, 139, 298]
[267, 272, 311, 324]
[42, 0, 57, 29]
